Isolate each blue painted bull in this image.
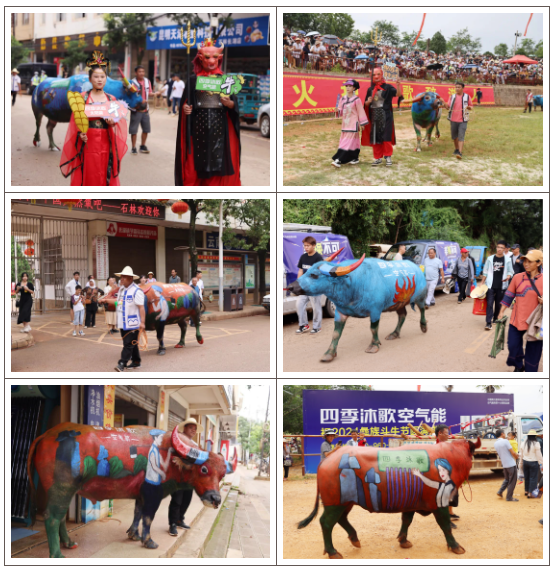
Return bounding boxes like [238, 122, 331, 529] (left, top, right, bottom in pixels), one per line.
[533, 95, 543, 112]
[32, 74, 143, 151]
[411, 91, 443, 152]
[298, 438, 481, 558]
[290, 248, 427, 362]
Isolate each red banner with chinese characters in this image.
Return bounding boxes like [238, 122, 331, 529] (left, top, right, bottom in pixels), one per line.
[284, 73, 495, 115]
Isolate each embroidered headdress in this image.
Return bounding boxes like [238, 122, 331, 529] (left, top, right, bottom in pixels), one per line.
[86, 51, 111, 73]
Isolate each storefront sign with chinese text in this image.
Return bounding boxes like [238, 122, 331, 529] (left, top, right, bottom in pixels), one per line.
[106, 221, 158, 240]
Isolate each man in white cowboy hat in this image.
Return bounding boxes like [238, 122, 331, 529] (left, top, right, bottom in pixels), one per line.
[11, 68, 21, 106]
[168, 417, 203, 537]
[146, 271, 156, 284]
[321, 429, 339, 462]
[114, 266, 146, 372]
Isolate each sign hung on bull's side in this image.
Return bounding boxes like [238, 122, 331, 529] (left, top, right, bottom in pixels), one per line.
[302, 389, 514, 474]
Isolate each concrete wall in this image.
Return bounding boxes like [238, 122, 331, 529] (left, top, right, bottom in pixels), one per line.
[493, 85, 544, 107]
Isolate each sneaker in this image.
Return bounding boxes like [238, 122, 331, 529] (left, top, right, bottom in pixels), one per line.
[485, 323, 492, 330]
[176, 521, 190, 530]
[331, 160, 341, 168]
[453, 149, 459, 155]
[93, 325, 96, 328]
[140, 145, 150, 154]
[115, 362, 126, 372]
[385, 156, 393, 167]
[79, 330, 85, 336]
[169, 524, 178, 537]
[131, 147, 137, 155]
[84, 326, 88, 329]
[456, 151, 462, 160]
[348, 159, 359, 165]
[371, 158, 383, 167]
[127, 362, 142, 370]
[73, 331, 77, 337]
[457, 301, 462, 304]
[309, 329, 321, 334]
[450, 514, 460, 520]
[296, 325, 310, 334]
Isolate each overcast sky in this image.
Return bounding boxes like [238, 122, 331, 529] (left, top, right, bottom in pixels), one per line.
[368, 384, 543, 415]
[349, 12, 543, 52]
[240, 385, 271, 422]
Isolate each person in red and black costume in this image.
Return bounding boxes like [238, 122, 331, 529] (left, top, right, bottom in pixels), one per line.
[361, 67, 402, 167]
[60, 51, 128, 186]
[174, 38, 241, 186]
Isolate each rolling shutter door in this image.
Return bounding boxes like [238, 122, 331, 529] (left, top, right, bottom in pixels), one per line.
[109, 237, 156, 280]
[115, 386, 158, 414]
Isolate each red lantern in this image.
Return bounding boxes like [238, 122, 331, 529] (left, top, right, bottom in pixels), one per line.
[24, 247, 35, 256]
[26, 239, 35, 247]
[60, 199, 80, 211]
[171, 200, 189, 219]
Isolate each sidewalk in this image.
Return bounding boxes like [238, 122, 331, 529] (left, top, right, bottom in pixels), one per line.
[201, 300, 268, 322]
[12, 493, 205, 559]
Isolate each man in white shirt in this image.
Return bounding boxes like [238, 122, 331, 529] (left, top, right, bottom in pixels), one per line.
[346, 430, 359, 446]
[394, 244, 406, 261]
[129, 65, 152, 155]
[171, 74, 185, 116]
[65, 271, 82, 323]
[11, 69, 21, 106]
[189, 271, 204, 300]
[114, 266, 146, 372]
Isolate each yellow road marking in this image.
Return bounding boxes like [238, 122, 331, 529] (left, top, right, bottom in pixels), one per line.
[98, 331, 108, 343]
[464, 330, 492, 354]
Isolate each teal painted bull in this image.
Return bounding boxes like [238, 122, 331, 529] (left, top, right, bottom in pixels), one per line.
[290, 249, 428, 362]
[410, 91, 443, 152]
[533, 95, 543, 112]
[32, 74, 143, 151]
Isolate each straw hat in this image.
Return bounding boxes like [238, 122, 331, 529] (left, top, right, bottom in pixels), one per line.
[526, 429, 541, 436]
[114, 266, 139, 279]
[177, 417, 203, 432]
[147, 271, 154, 276]
[12, 68, 19, 74]
[470, 284, 488, 299]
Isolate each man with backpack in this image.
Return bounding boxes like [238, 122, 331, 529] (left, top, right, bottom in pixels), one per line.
[441, 82, 473, 160]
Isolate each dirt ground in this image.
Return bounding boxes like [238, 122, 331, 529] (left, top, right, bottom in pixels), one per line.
[283, 288, 544, 373]
[283, 469, 543, 560]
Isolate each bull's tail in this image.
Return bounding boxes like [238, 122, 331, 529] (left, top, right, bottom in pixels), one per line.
[297, 483, 320, 529]
[26, 433, 45, 528]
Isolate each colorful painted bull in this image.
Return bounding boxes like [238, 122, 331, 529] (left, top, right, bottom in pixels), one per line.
[411, 91, 443, 151]
[102, 282, 204, 355]
[298, 439, 481, 558]
[533, 95, 543, 111]
[290, 249, 427, 362]
[27, 423, 237, 558]
[32, 74, 143, 151]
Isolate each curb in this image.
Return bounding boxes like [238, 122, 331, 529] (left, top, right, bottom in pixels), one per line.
[203, 307, 269, 322]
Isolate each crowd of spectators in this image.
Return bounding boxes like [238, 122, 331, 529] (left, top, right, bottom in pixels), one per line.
[283, 30, 543, 85]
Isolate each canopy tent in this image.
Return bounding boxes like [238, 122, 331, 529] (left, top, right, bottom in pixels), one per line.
[502, 55, 538, 65]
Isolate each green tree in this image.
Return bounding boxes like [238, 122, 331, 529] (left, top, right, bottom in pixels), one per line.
[493, 43, 509, 58]
[476, 385, 503, 393]
[429, 31, 447, 55]
[61, 40, 89, 76]
[447, 28, 482, 53]
[516, 38, 536, 57]
[11, 238, 35, 283]
[209, 199, 270, 303]
[400, 31, 419, 51]
[318, 13, 355, 38]
[11, 35, 29, 69]
[282, 13, 322, 34]
[482, 51, 494, 58]
[371, 19, 400, 47]
[168, 13, 234, 41]
[283, 385, 373, 435]
[535, 40, 543, 58]
[348, 29, 370, 44]
[103, 13, 153, 67]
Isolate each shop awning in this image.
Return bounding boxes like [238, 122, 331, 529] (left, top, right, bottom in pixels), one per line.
[162, 385, 236, 416]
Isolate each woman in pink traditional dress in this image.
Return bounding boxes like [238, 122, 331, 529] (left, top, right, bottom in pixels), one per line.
[332, 79, 368, 168]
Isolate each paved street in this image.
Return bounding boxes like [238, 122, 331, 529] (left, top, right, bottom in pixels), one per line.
[11, 313, 270, 373]
[283, 289, 543, 373]
[11, 93, 270, 186]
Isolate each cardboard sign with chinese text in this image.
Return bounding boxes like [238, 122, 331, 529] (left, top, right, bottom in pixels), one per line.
[84, 100, 129, 123]
[195, 74, 244, 95]
[383, 63, 400, 82]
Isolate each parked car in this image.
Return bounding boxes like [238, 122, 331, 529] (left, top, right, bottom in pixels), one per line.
[465, 245, 488, 277]
[262, 293, 270, 312]
[383, 240, 460, 290]
[258, 103, 270, 138]
[228, 73, 270, 125]
[369, 243, 392, 258]
[283, 224, 354, 318]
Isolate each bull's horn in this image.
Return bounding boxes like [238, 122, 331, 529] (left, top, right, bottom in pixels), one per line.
[325, 247, 344, 262]
[320, 254, 366, 277]
[171, 426, 209, 465]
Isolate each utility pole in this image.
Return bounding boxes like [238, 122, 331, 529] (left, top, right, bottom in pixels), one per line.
[258, 387, 270, 477]
[218, 199, 224, 312]
[513, 31, 522, 55]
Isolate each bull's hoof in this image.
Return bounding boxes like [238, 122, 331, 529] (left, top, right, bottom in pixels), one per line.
[326, 552, 343, 559]
[320, 352, 336, 363]
[174, 343, 185, 349]
[399, 540, 413, 549]
[350, 539, 361, 548]
[63, 541, 78, 549]
[128, 531, 141, 541]
[143, 539, 159, 549]
[426, 141, 433, 147]
[420, 324, 428, 333]
[385, 332, 400, 340]
[197, 337, 204, 345]
[436, 134, 441, 139]
[157, 347, 166, 356]
[33, 140, 40, 147]
[50, 553, 65, 558]
[49, 146, 60, 152]
[449, 545, 466, 555]
[365, 344, 380, 353]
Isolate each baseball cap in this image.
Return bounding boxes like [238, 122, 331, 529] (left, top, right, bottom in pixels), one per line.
[460, 248, 469, 253]
[520, 249, 543, 264]
[511, 243, 520, 249]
